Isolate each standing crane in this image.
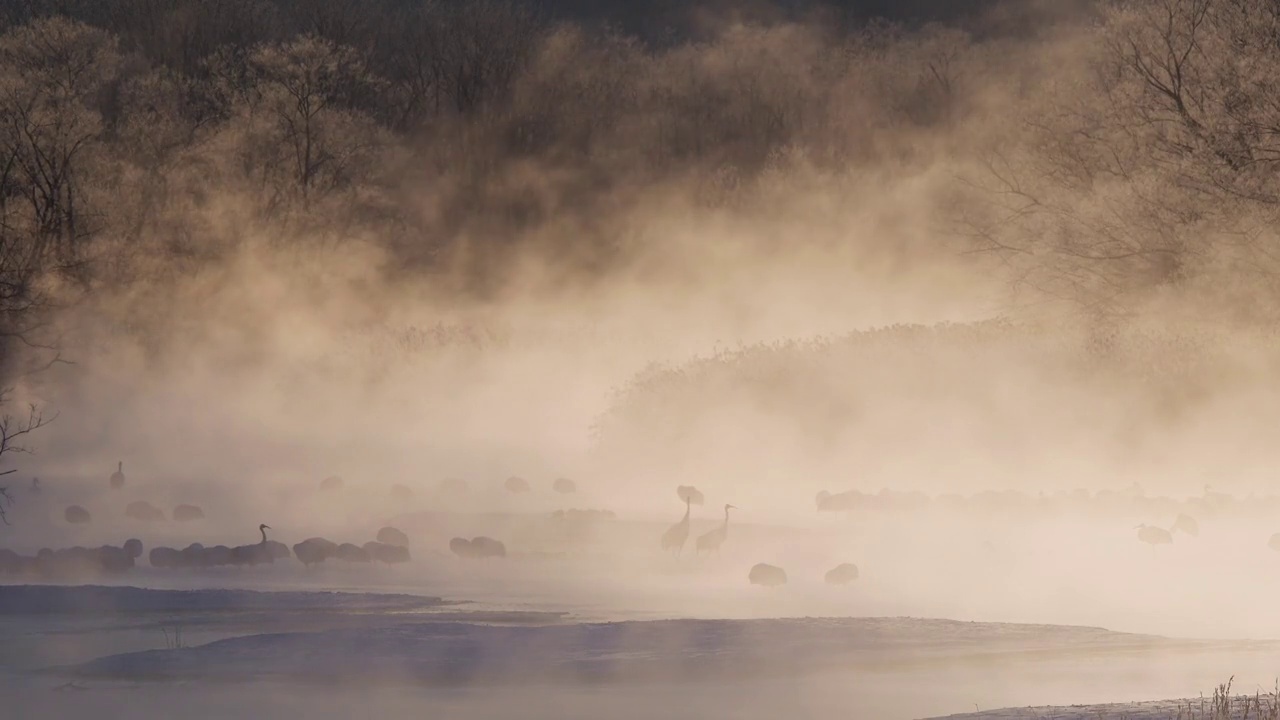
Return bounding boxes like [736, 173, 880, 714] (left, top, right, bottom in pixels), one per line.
[696, 504, 735, 556]
[231, 524, 274, 566]
[661, 495, 692, 556]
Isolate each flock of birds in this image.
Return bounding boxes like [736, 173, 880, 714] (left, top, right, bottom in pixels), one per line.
[0, 519, 415, 578]
[0, 463, 569, 580]
[9, 463, 1267, 589]
[819, 485, 1280, 559]
[660, 485, 858, 588]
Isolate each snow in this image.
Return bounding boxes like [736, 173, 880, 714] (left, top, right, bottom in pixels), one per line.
[65, 616, 1184, 685]
[0, 584, 448, 615]
[4, 585, 1280, 719]
[925, 699, 1262, 720]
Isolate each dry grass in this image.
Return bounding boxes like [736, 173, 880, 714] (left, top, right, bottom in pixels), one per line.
[1171, 679, 1280, 720]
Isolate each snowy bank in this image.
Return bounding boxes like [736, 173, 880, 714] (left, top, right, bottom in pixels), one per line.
[68, 617, 1209, 686]
[0, 585, 448, 615]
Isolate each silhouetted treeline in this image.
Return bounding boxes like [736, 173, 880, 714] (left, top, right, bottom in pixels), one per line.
[2, 0, 1278, 386]
[0, 0, 1050, 338]
[0, 0, 1091, 49]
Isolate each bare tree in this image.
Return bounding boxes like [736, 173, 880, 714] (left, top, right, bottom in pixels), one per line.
[238, 34, 385, 209]
[0, 18, 119, 280]
[0, 393, 53, 524]
[961, 0, 1280, 317]
[435, 0, 542, 116]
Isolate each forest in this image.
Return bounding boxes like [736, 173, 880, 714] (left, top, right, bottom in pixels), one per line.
[0, 0, 1277, 478]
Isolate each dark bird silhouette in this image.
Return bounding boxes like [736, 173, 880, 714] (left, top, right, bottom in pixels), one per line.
[1136, 523, 1173, 550]
[749, 563, 787, 587]
[470, 536, 506, 558]
[695, 504, 735, 556]
[816, 490, 858, 513]
[376, 526, 410, 548]
[230, 524, 275, 566]
[505, 476, 531, 493]
[173, 504, 205, 522]
[180, 543, 207, 568]
[364, 541, 410, 564]
[1172, 513, 1199, 537]
[825, 563, 859, 585]
[125, 500, 165, 522]
[64, 505, 91, 524]
[336, 542, 371, 563]
[123, 538, 143, 560]
[553, 477, 577, 494]
[149, 546, 180, 568]
[450, 536, 505, 559]
[109, 462, 125, 490]
[661, 495, 692, 556]
[677, 486, 705, 506]
[293, 537, 338, 567]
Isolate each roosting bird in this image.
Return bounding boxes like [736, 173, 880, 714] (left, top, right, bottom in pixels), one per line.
[449, 537, 472, 558]
[505, 476, 531, 494]
[173, 504, 205, 522]
[748, 563, 787, 587]
[676, 485, 705, 506]
[553, 477, 577, 494]
[825, 563, 859, 585]
[97, 540, 144, 573]
[364, 541, 410, 564]
[125, 500, 165, 522]
[470, 536, 506, 558]
[0, 548, 23, 575]
[1172, 513, 1200, 537]
[1136, 524, 1173, 548]
[123, 538, 143, 560]
[816, 490, 858, 513]
[64, 505, 91, 525]
[450, 536, 505, 559]
[180, 542, 207, 567]
[206, 545, 234, 566]
[336, 543, 371, 563]
[661, 495, 692, 557]
[293, 537, 339, 567]
[109, 462, 125, 490]
[695, 504, 735, 556]
[149, 546, 181, 568]
[376, 526, 410, 548]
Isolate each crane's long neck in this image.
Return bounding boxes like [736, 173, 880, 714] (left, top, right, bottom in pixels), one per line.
[682, 498, 690, 522]
[117, 461, 122, 472]
[260, 527, 268, 544]
[722, 507, 730, 533]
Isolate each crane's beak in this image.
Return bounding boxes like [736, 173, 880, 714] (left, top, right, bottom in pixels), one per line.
[263, 525, 272, 530]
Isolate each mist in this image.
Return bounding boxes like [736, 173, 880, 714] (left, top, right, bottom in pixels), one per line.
[3, 0, 1280, 718]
